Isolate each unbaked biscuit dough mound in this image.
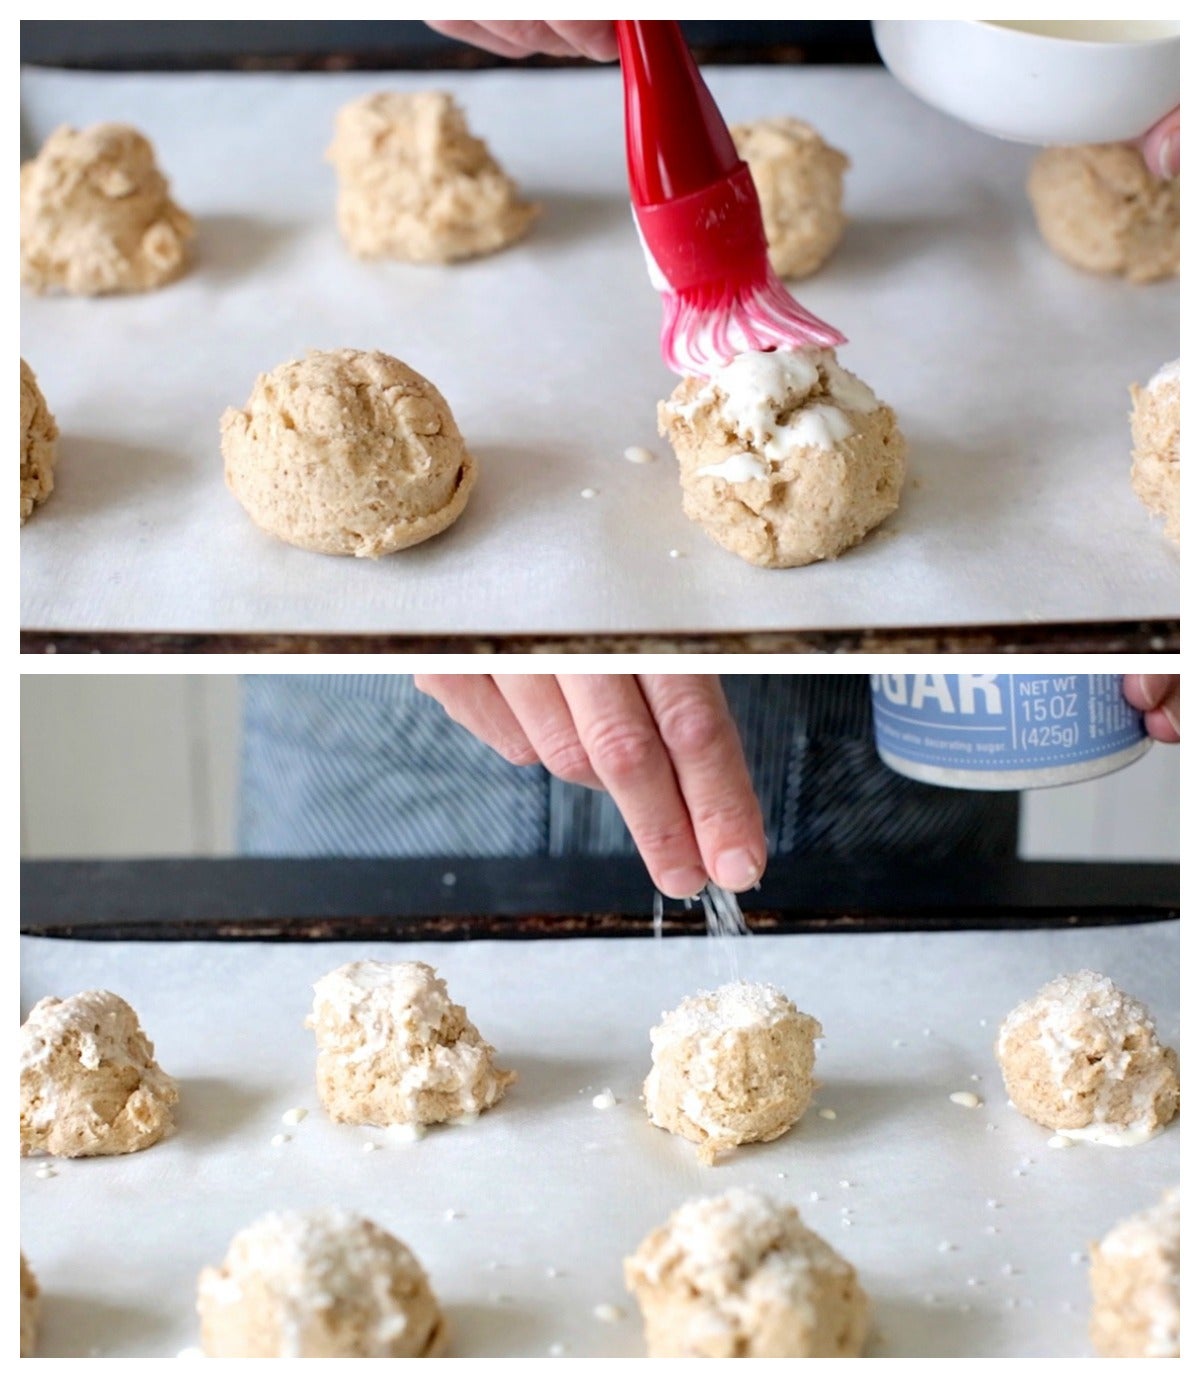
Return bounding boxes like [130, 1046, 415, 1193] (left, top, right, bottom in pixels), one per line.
[644, 981, 820, 1165]
[221, 348, 476, 558]
[659, 347, 905, 568]
[1130, 359, 1180, 541]
[1089, 1187, 1179, 1358]
[625, 1188, 868, 1357]
[307, 959, 515, 1127]
[21, 358, 58, 525]
[329, 91, 538, 263]
[21, 1253, 39, 1358]
[731, 117, 848, 279]
[1027, 143, 1178, 283]
[995, 970, 1179, 1144]
[20, 123, 194, 295]
[198, 1208, 447, 1358]
[20, 989, 178, 1158]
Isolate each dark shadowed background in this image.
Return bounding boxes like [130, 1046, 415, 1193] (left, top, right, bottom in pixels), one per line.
[20, 21, 880, 69]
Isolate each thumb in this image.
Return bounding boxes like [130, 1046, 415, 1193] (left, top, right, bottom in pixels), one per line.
[1140, 108, 1180, 179]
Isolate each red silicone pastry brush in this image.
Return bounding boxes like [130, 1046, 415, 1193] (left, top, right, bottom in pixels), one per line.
[616, 20, 845, 377]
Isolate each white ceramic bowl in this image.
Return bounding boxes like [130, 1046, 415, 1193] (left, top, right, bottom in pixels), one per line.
[872, 20, 1180, 146]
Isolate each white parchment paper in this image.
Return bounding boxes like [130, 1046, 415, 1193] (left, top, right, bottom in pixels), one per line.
[20, 67, 1179, 634]
[21, 922, 1178, 1357]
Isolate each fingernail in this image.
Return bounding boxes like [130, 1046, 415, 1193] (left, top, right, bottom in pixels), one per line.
[1139, 674, 1172, 708]
[661, 866, 708, 900]
[713, 848, 763, 892]
[1158, 130, 1180, 179]
[1162, 701, 1180, 736]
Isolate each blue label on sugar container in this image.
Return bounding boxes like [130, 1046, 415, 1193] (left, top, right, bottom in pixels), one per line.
[869, 674, 1146, 773]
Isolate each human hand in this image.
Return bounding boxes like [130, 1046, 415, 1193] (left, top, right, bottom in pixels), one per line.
[1123, 674, 1179, 743]
[413, 674, 765, 897]
[1139, 107, 1179, 178]
[425, 20, 618, 62]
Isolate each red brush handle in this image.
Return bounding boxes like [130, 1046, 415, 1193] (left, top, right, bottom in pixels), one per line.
[615, 20, 742, 205]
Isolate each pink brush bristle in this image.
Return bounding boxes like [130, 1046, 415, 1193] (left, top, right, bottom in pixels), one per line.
[617, 20, 845, 377]
[658, 268, 846, 377]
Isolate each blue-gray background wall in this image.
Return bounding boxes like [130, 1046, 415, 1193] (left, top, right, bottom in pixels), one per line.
[19, 677, 1181, 862]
